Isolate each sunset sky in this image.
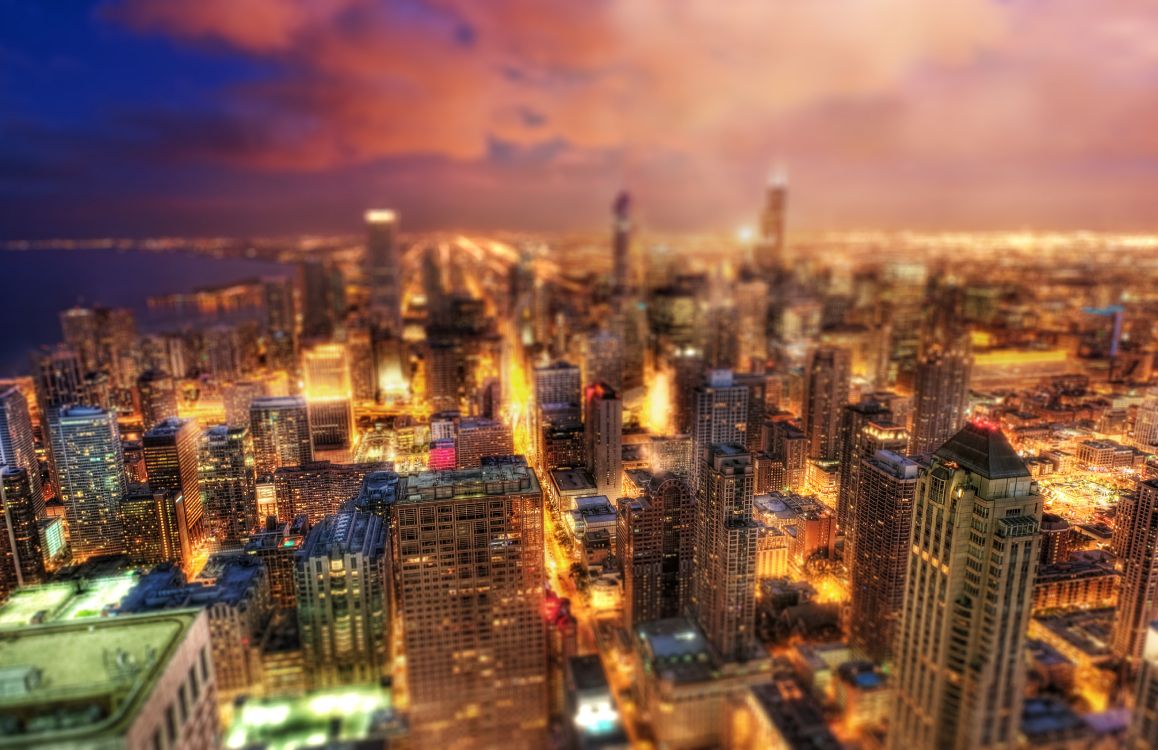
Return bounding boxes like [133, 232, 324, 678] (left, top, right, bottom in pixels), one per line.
[2, 0, 1156, 238]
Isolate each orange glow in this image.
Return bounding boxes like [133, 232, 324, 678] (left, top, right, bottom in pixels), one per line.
[641, 366, 675, 436]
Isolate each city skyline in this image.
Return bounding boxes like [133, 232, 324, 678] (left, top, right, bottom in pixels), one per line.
[2, 1, 1158, 239]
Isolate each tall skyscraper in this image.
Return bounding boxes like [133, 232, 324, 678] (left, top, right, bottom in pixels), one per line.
[909, 299, 973, 454]
[136, 369, 178, 431]
[801, 347, 850, 462]
[890, 421, 1040, 750]
[393, 457, 548, 748]
[31, 345, 85, 412]
[836, 398, 894, 532]
[755, 171, 787, 273]
[692, 444, 758, 663]
[249, 396, 312, 477]
[302, 343, 354, 450]
[120, 484, 181, 565]
[299, 259, 346, 340]
[0, 467, 45, 601]
[0, 384, 42, 511]
[848, 450, 918, 662]
[1112, 479, 1158, 671]
[534, 360, 581, 407]
[262, 275, 297, 370]
[295, 508, 388, 689]
[583, 330, 624, 392]
[200, 424, 257, 547]
[691, 370, 749, 489]
[143, 418, 205, 567]
[617, 471, 693, 632]
[48, 405, 125, 560]
[365, 209, 402, 334]
[584, 383, 623, 499]
[612, 190, 631, 293]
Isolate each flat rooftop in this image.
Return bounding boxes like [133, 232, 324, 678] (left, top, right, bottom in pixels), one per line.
[0, 610, 201, 744]
[0, 574, 140, 628]
[224, 685, 397, 750]
[402, 456, 539, 502]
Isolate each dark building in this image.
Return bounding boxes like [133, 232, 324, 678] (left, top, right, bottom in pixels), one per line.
[0, 467, 45, 602]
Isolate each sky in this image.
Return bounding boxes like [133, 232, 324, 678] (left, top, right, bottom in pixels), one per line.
[1, 0, 1157, 238]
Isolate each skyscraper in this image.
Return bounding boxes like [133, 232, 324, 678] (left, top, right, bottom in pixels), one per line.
[120, 484, 181, 565]
[801, 347, 850, 462]
[691, 370, 749, 489]
[200, 424, 257, 547]
[365, 209, 402, 334]
[455, 417, 514, 470]
[249, 396, 312, 477]
[301, 343, 354, 450]
[692, 444, 758, 663]
[848, 450, 918, 662]
[136, 369, 178, 431]
[584, 383, 623, 499]
[299, 259, 346, 340]
[836, 398, 894, 532]
[295, 508, 388, 689]
[0, 467, 45, 601]
[1112, 479, 1158, 671]
[612, 190, 631, 293]
[617, 471, 693, 632]
[890, 421, 1040, 750]
[393, 457, 548, 748]
[534, 360, 582, 407]
[48, 406, 125, 560]
[909, 302, 973, 455]
[0, 384, 42, 511]
[143, 418, 205, 568]
[1128, 621, 1158, 749]
[755, 171, 787, 273]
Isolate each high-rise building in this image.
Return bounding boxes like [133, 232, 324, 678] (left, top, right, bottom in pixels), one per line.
[31, 344, 85, 411]
[836, 398, 892, 529]
[393, 457, 548, 748]
[274, 461, 384, 524]
[1128, 621, 1158, 749]
[848, 450, 918, 662]
[612, 190, 631, 293]
[365, 209, 402, 334]
[801, 347, 850, 462]
[583, 330, 624, 392]
[910, 324, 972, 455]
[534, 360, 582, 407]
[617, 471, 693, 632]
[48, 405, 125, 560]
[839, 416, 908, 544]
[302, 343, 354, 450]
[692, 444, 758, 663]
[136, 369, 178, 431]
[295, 508, 388, 688]
[200, 424, 257, 547]
[456, 417, 514, 469]
[691, 370, 749, 489]
[262, 275, 297, 370]
[299, 259, 346, 340]
[1112, 479, 1158, 671]
[143, 418, 205, 567]
[0, 467, 45, 601]
[755, 172, 787, 273]
[585, 383, 623, 500]
[120, 484, 182, 565]
[0, 384, 42, 511]
[245, 514, 311, 609]
[249, 396, 312, 477]
[890, 421, 1041, 750]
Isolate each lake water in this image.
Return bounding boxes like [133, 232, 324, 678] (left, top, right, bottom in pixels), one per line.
[1, 248, 292, 377]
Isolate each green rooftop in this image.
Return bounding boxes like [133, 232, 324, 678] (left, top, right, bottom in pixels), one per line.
[0, 574, 140, 628]
[225, 685, 398, 750]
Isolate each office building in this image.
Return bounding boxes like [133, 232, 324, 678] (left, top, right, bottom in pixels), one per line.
[890, 421, 1041, 750]
[393, 457, 548, 748]
[836, 397, 893, 531]
[455, 417, 514, 469]
[137, 370, 178, 431]
[1112, 479, 1158, 670]
[0, 384, 42, 511]
[585, 383, 623, 500]
[0, 609, 218, 749]
[273, 461, 384, 524]
[250, 396, 312, 477]
[365, 209, 402, 334]
[48, 405, 125, 560]
[200, 424, 257, 547]
[801, 347, 850, 462]
[910, 329, 972, 454]
[295, 509, 389, 689]
[120, 484, 182, 566]
[755, 172, 787, 273]
[534, 360, 582, 407]
[612, 190, 632, 293]
[299, 259, 345, 340]
[617, 471, 693, 632]
[0, 467, 45, 602]
[693, 444, 758, 663]
[302, 342, 354, 450]
[848, 450, 919, 662]
[583, 330, 624, 392]
[839, 418, 908, 548]
[691, 370, 749, 488]
[245, 515, 311, 609]
[143, 418, 205, 567]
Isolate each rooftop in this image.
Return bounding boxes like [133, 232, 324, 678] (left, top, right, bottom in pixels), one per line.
[0, 574, 140, 628]
[934, 420, 1030, 479]
[224, 685, 397, 750]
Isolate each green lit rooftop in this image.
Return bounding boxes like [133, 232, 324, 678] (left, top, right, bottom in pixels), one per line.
[225, 685, 398, 750]
[0, 574, 140, 628]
